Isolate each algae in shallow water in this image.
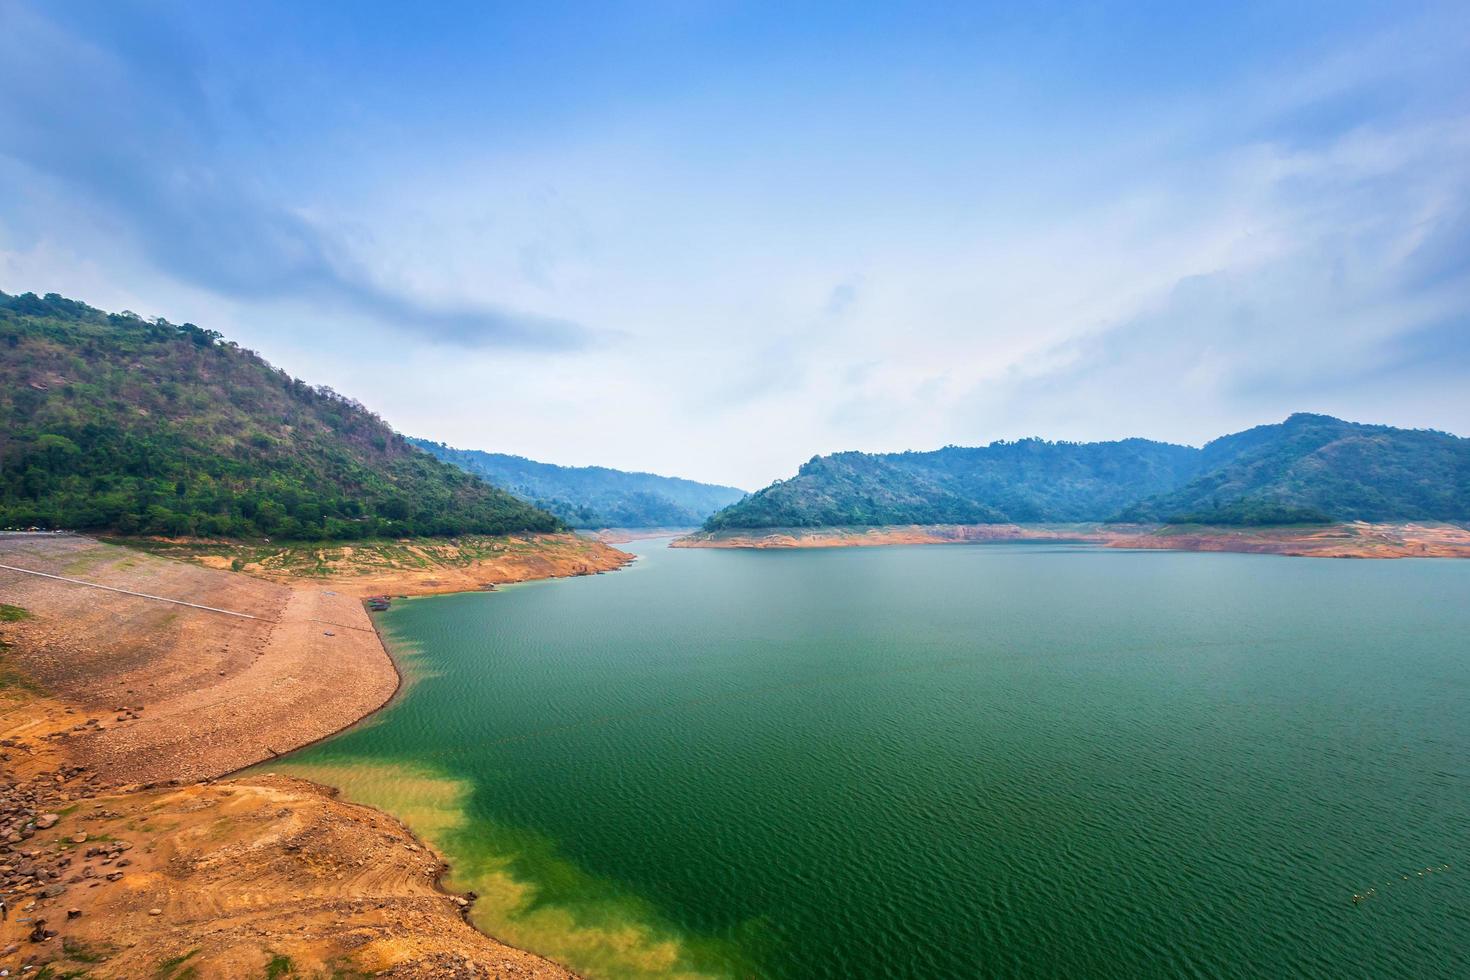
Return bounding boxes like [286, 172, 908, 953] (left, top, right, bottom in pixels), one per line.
[267, 758, 732, 980]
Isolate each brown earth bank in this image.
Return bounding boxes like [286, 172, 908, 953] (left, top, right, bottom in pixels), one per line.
[1106, 521, 1470, 558]
[0, 533, 397, 785]
[674, 521, 1470, 558]
[116, 533, 634, 597]
[0, 775, 573, 979]
[0, 532, 584, 978]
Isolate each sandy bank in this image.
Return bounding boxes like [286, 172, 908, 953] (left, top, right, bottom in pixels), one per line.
[674, 521, 1470, 558]
[0, 532, 581, 978]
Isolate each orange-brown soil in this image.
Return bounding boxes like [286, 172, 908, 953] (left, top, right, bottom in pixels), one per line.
[0, 774, 572, 979]
[137, 533, 633, 597]
[0, 533, 396, 784]
[674, 522, 1470, 558]
[1106, 521, 1470, 558]
[0, 532, 582, 978]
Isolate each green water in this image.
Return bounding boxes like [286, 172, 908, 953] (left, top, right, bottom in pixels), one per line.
[273, 541, 1470, 978]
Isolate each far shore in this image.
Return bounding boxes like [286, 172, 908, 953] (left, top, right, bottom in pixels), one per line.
[590, 526, 697, 544]
[674, 521, 1470, 558]
[0, 531, 624, 978]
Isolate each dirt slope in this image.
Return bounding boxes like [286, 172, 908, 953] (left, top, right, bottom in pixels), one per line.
[0, 533, 396, 783]
[139, 532, 634, 597]
[0, 775, 572, 978]
[0, 533, 577, 978]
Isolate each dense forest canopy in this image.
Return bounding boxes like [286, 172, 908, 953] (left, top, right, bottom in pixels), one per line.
[1121, 414, 1470, 524]
[706, 438, 1202, 529]
[0, 291, 560, 539]
[413, 439, 745, 528]
[706, 415, 1470, 529]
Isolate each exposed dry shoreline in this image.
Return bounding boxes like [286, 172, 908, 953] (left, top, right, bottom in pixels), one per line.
[0, 531, 631, 978]
[673, 521, 1470, 558]
[125, 532, 635, 597]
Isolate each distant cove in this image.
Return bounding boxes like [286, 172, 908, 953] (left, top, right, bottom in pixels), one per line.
[275, 539, 1470, 979]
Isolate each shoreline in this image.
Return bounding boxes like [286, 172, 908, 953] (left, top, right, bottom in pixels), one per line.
[253, 619, 580, 978]
[590, 526, 697, 544]
[123, 530, 637, 597]
[224, 573, 601, 977]
[673, 521, 1470, 558]
[221, 601, 405, 779]
[0, 531, 620, 977]
[270, 554, 724, 980]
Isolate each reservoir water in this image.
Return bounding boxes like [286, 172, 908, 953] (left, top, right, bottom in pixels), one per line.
[273, 540, 1470, 978]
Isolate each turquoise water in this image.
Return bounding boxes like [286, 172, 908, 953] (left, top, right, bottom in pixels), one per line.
[277, 541, 1470, 978]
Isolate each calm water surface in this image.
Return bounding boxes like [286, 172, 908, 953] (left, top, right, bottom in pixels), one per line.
[276, 541, 1470, 978]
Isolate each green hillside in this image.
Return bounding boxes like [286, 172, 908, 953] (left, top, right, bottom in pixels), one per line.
[412, 439, 745, 528]
[0, 291, 560, 539]
[1122, 413, 1470, 524]
[706, 438, 1201, 529]
[706, 415, 1470, 529]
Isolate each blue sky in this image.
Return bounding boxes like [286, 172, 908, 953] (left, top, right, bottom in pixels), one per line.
[2, 0, 1467, 488]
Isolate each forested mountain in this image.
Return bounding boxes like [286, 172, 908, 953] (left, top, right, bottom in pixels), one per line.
[1121, 413, 1470, 524]
[705, 438, 1202, 528]
[706, 415, 1470, 529]
[412, 439, 745, 528]
[0, 291, 560, 539]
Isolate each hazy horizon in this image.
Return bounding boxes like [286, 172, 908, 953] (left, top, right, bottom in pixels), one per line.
[2, 1, 1467, 488]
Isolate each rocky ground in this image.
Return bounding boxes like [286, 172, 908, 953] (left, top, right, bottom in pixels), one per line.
[0, 770, 573, 978]
[0, 533, 581, 978]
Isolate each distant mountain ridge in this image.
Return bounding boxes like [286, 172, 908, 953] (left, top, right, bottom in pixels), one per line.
[412, 440, 746, 528]
[706, 438, 1200, 529]
[1121, 413, 1470, 524]
[706, 414, 1470, 529]
[0, 291, 560, 539]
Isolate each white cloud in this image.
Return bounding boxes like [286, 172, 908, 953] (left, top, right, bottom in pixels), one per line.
[1, 1, 1466, 487]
